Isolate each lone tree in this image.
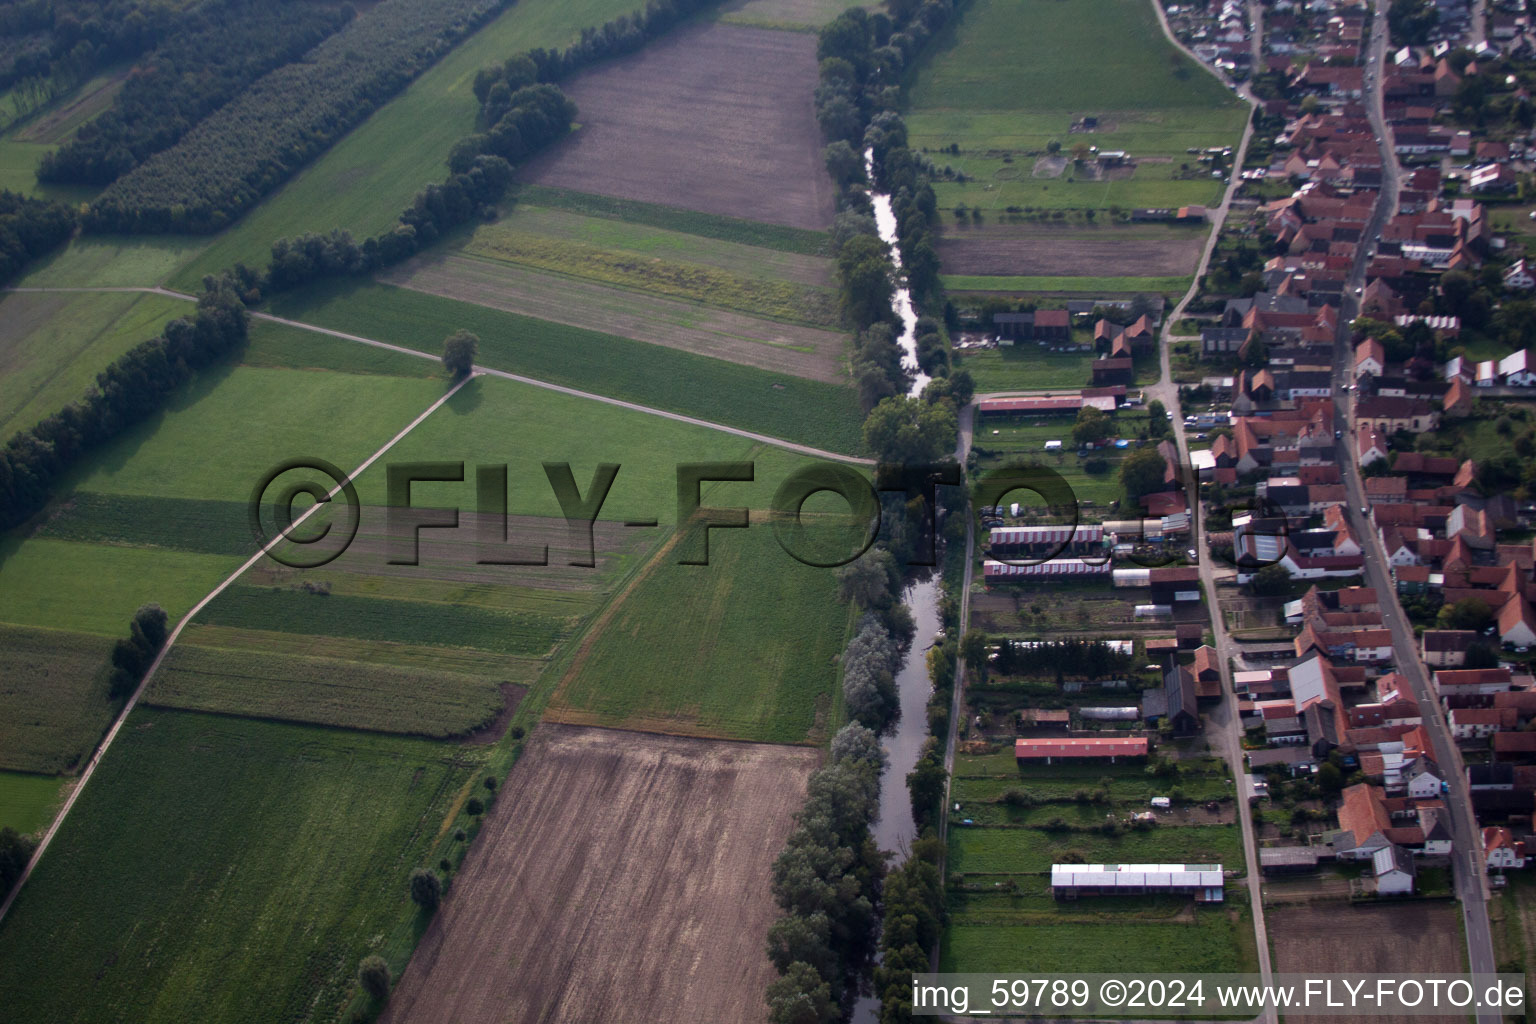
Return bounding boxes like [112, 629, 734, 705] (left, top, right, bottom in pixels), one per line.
[441, 329, 478, 380]
[409, 867, 442, 912]
[1119, 445, 1167, 500]
[357, 955, 390, 1001]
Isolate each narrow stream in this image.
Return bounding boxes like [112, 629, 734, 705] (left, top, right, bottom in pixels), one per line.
[865, 149, 930, 399]
[850, 152, 945, 1022]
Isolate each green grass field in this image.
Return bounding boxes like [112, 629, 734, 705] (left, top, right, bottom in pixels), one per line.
[171, 0, 656, 291]
[147, 641, 508, 737]
[906, 0, 1246, 213]
[12, 236, 208, 289]
[70, 362, 446, 502]
[955, 343, 1094, 392]
[949, 822, 1242, 874]
[0, 708, 484, 1024]
[940, 898, 1250, 973]
[238, 319, 440, 377]
[0, 624, 119, 775]
[345, 374, 834, 522]
[266, 282, 868, 454]
[0, 538, 237, 636]
[0, 290, 187, 438]
[548, 519, 848, 744]
[0, 770, 67, 835]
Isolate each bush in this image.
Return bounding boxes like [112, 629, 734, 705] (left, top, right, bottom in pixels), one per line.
[510, 725, 525, 739]
[357, 955, 390, 1001]
[409, 867, 441, 911]
[453, 828, 466, 841]
[465, 797, 484, 816]
[438, 858, 451, 873]
[483, 776, 497, 791]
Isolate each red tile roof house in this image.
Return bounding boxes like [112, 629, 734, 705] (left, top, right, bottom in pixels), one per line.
[1333, 782, 1396, 859]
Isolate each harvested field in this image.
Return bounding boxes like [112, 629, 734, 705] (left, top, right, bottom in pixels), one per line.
[381, 253, 847, 382]
[380, 723, 819, 1024]
[936, 225, 1207, 278]
[518, 22, 834, 230]
[1268, 902, 1466, 1024]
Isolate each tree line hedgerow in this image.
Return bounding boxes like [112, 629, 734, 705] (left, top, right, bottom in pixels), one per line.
[37, 0, 355, 186]
[0, 276, 249, 531]
[0, 189, 75, 285]
[82, 0, 513, 234]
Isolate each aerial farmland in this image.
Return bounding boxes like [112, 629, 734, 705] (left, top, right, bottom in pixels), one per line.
[0, 0, 1502, 1019]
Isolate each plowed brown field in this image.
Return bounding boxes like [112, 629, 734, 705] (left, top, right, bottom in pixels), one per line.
[518, 22, 834, 230]
[380, 724, 820, 1024]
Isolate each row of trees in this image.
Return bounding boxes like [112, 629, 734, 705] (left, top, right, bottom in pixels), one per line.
[870, 833, 945, 1023]
[0, 188, 75, 286]
[83, 0, 514, 233]
[0, 275, 249, 530]
[38, 0, 355, 185]
[107, 602, 168, 699]
[989, 637, 1135, 681]
[765, 722, 887, 1023]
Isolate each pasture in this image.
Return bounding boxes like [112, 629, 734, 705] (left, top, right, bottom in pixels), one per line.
[0, 538, 237, 636]
[0, 708, 484, 1024]
[905, 0, 1246, 214]
[546, 518, 848, 745]
[7, 234, 206, 288]
[0, 771, 66, 835]
[172, 0, 658, 290]
[717, 0, 871, 30]
[341, 374, 832, 523]
[69, 362, 446, 502]
[944, 274, 1194, 294]
[377, 724, 819, 1024]
[380, 252, 849, 382]
[967, 411, 1157, 506]
[266, 282, 869, 453]
[147, 641, 514, 738]
[0, 290, 187, 438]
[518, 22, 834, 230]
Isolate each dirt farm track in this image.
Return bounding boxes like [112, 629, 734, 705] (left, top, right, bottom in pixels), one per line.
[380, 724, 820, 1024]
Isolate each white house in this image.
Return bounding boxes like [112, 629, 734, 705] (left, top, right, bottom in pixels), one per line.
[1477, 359, 1500, 387]
[1505, 259, 1536, 291]
[1404, 756, 1444, 800]
[1500, 348, 1536, 386]
[1485, 826, 1527, 870]
[1418, 807, 1454, 855]
[1372, 844, 1416, 894]
[1449, 707, 1509, 740]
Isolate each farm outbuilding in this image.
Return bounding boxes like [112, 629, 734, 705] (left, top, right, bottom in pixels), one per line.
[1015, 737, 1148, 763]
[984, 558, 1113, 581]
[1051, 863, 1224, 901]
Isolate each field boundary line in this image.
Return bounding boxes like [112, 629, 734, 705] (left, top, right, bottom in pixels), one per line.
[0, 373, 475, 927]
[5, 285, 873, 465]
